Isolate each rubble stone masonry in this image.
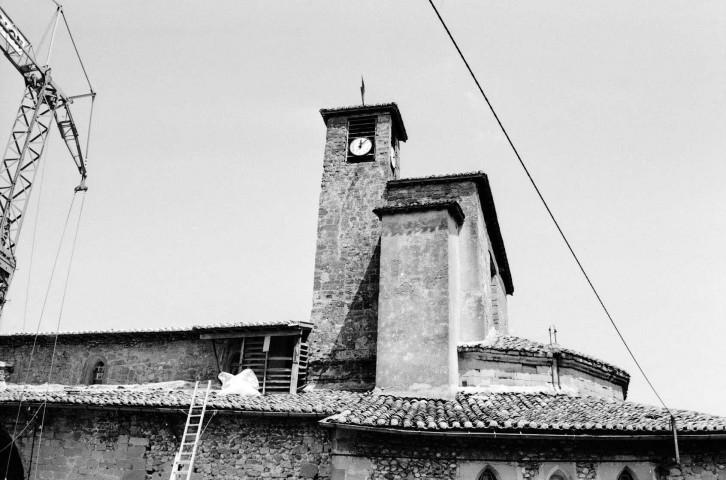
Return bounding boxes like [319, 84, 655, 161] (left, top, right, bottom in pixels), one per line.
[332, 429, 726, 480]
[0, 332, 218, 385]
[309, 111, 398, 390]
[1, 407, 332, 480]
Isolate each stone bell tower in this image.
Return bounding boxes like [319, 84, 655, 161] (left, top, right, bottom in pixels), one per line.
[308, 103, 407, 390]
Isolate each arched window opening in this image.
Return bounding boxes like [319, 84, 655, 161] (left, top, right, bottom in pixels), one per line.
[548, 469, 569, 480]
[0, 427, 24, 480]
[91, 361, 105, 385]
[478, 467, 499, 480]
[618, 468, 636, 480]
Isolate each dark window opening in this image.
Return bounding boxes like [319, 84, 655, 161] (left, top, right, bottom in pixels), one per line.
[347, 115, 376, 162]
[228, 352, 241, 375]
[478, 468, 498, 480]
[0, 428, 23, 480]
[239, 334, 309, 394]
[91, 361, 105, 385]
[619, 470, 635, 480]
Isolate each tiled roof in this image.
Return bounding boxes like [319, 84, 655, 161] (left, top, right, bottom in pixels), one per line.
[2, 384, 724, 435]
[0, 320, 309, 338]
[392, 171, 487, 183]
[459, 335, 629, 380]
[0, 384, 362, 416]
[195, 320, 312, 331]
[322, 392, 726, 434]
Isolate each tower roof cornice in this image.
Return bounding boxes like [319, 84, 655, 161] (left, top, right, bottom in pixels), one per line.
[320, 103, 407, 142]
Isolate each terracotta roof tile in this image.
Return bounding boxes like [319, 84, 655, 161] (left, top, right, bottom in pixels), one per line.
[4, 384, 723, 435]
[459, 335, 629, 379]
[0, 385, 361, 416]
[322, 392, 726, 434]
[0, 320, 310, 338]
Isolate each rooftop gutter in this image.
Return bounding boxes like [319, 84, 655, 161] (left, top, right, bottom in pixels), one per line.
[319, 422, 726, 441]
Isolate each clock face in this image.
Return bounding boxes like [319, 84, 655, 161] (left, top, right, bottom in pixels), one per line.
[349, 137, 373, 156]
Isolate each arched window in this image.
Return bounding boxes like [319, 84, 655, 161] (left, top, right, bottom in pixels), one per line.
[548, 469, 569, 480]
[91, 361, 105, 385]
[618, 468, 636, 480]
[478, 467, 499, 480]
[0, 427, 24, 480]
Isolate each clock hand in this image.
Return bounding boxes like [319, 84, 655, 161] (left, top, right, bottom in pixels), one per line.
[359, 139, 364, 149]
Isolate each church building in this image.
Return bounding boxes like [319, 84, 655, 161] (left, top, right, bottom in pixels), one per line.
[0, 103, 724, 480]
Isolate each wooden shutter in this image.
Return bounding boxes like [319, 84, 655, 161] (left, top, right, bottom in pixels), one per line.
[239, 334, 309, 394]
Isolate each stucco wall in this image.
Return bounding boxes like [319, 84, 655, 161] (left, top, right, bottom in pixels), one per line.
[377, 208, 457, 397]
[385, 178, 507, 339]
[0, 333, 219, 385]
[1, 407, 332, 480]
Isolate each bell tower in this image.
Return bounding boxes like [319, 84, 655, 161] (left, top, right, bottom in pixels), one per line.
[308, 103, 407, 390]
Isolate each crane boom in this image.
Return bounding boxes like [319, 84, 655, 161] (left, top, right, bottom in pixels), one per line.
[0, 5, 89, 310]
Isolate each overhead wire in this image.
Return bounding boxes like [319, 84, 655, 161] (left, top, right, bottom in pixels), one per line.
[3, 189, 84, 478]
[60, 10, 94, 93]
[0, 0, 94, 472]
[425, 0, 673, 416]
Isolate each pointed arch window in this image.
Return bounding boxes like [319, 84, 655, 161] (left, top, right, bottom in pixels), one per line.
[548, 470, 569, 480]
[618, 468, 636, 480]
[478, 467, 499, 480]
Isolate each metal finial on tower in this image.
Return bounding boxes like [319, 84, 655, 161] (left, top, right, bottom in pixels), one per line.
[548, 325, 558, 345]
[360, 76, 365, 106]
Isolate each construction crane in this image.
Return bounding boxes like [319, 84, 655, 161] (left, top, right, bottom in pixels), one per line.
[0, 4, 91, 316]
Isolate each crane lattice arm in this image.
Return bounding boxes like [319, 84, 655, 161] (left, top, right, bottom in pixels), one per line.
[0, 5, 89, 309]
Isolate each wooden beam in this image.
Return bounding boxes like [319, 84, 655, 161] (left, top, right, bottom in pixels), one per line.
[290, 336, 301, 394]
[199, 329, 303, 340]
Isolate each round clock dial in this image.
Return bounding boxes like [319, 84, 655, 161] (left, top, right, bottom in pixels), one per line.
[349, 137, 373, 156]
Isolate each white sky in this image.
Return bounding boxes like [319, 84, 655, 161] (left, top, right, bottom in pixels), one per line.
[0, 0, 724, 417]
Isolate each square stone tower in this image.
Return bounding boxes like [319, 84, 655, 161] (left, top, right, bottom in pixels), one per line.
[309, 103, 407, 390]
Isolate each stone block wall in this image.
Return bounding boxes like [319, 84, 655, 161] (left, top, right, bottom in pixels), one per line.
[458, 351, 626, 400]
[309, 111, 397, 390]
[332, 429, 726, 480]
[0, 332, 219, 385]
[1, 407, 332, 480]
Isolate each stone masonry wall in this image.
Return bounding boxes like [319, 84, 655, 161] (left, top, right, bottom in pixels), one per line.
[309, 112, 397, 390]
[332, 429, 726, 480]
[1, 407, 332, 480]
[458, 352, 626, 400]
[0, 333, 219, 385]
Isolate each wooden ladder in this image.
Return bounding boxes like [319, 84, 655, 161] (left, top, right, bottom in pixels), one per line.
[169, 381, 211, 480]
